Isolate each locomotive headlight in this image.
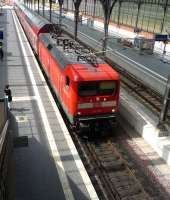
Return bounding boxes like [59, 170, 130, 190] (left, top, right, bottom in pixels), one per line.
[112, 109, 115, 112]
[77, 112, 81, 115]
[96, 97, 100, 101]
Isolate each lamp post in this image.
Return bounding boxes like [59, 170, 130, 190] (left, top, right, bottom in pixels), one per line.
[158, 71, 170, 136]
[158, 29, 170, 136]
[160, 28, 170, 63]
[99, 0, 118, 56]
[72, 0, 82, 40]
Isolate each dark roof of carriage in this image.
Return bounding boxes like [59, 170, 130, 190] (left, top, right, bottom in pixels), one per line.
[16, 1, 51, 29]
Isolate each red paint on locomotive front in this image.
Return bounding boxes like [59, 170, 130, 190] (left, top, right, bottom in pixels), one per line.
[66, 64, 120, 118]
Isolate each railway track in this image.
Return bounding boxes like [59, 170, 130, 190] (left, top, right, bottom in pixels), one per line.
[113, 65, 163, 116]
[70, 128, 168, 200]
[47, 35, 169, 198]
[46, 19, 169, 199]
[86, 140, 149, 200]
[35, 10, 170, 199]
[43, 30, 169, 200]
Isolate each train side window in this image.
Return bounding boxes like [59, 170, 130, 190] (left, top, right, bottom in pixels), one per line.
[66, 76, 70, 89]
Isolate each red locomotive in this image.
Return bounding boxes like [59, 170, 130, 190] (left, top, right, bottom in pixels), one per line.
[14, 2, 120, 132]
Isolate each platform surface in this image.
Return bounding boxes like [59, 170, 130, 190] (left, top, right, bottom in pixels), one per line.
[0, 6, 98, 200]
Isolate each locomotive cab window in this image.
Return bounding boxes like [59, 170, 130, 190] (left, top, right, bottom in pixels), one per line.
[78, 81, 116, 97]
[99, 81, 116, 95]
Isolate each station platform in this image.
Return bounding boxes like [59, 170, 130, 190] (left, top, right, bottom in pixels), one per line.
[0, 6, 98, 200]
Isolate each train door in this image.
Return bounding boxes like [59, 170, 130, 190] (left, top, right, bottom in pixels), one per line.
[59, 74, 65, 100]
[50, 58, 61, 97]
[62, 75, 71, 115]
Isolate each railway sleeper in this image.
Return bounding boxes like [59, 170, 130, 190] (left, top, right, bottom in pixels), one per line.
[101, 160, 125, 171]
[116, 182, 141, 191]
[99, 152, 119, 158]
[116, 185, 143, 198]
[121, 193, 151, 200]
[111, 177, 139, 189]
[95, 147, 113, 152]
[111, 178, 136, 188]
[95, 149, 114, 155]
[97, 143, 112, 148]
[109, 172, 135, 181]
[99, 156, 120, 162]
[95, 144, 113, 149]
[95, 147, 114, 152]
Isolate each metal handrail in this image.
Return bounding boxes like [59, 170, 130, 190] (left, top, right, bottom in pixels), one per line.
[0, 97, 8, 154]
[0, 97, 10, 200]
[0, 121, 8, 156]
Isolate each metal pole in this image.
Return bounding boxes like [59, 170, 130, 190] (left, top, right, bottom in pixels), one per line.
[135, 2, 141, 31]
[59, 5, 62, 25]
[74, 8, 79, 40]
[99, 0, 117, 56]
[160, 41, 167, 62]
[159, 71, 170, 125]
[91, 0, 96, 27]
[161, 0, 168, 33]
[103, 16, 109, 54]
[33, 0, 35, 10]
[31, 0, 33, 10]
[67, 0, 68, 10]
[73, 0, 83, 40]
[49, 0, 52, 22]
[4, 97, 9, 119]
[38, 0, 39, 13]
[43, 0, 45, 16]
[117, 1, 121, 27]
[85, 0, 87, 15]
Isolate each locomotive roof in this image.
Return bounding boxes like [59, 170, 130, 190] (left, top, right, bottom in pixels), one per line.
[16, 1, 50, 30]
[71, 64, 120, 82]
[40, 33, 120, 81]
[40, 33, 105, 69]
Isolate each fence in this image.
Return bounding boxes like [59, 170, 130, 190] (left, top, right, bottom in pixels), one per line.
[0, 97, 11, 200]
[0, 98, 8, 133]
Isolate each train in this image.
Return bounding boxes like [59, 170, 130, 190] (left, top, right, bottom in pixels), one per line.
[14, 1, 120, 132]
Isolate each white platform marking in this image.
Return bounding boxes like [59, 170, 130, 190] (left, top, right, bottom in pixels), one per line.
[13, 96, 36, 102]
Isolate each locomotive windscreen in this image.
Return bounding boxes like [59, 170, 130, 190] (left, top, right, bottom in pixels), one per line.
[78, 81, 116, 97]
